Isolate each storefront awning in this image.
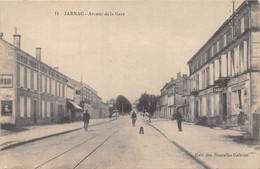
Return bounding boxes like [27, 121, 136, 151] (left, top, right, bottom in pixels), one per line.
[67, 100, 83, 110]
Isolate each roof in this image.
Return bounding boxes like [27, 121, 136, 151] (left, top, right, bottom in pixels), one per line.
[187, 0, 254, 64]
[0, 36, 68, 79]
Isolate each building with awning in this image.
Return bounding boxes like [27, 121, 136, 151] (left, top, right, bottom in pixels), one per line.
[67, 100, 83, 110]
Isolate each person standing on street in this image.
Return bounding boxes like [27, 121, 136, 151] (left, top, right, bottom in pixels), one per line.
[176, 108, 182, 132]
[83, 110, 90, 132]
[131, 111, 137, 126]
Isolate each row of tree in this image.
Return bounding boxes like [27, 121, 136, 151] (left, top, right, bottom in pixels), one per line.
[136, 92, 159, 116]
[108, 93, 159, 116]
[109, 95, 132, 114]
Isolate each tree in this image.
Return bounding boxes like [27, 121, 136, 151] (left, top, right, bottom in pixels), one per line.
[114, 95, 132, 114]
[137, 93, 158, 116]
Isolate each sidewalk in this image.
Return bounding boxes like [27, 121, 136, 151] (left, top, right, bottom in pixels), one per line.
[0, 118, 116, 151]
[148, 118, 260, 169]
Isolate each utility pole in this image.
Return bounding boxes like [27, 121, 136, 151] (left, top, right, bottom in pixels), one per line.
[232, 0, 235, 41]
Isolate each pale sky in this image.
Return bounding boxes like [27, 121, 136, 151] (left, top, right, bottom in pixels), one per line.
[0, 0, 242, 102]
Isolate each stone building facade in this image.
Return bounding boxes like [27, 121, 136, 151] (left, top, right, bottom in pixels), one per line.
[0, 32, 67, 125]
[187, 0, 259, 137]
[0, 32, 104, 126]
[157, 72, 190, 120]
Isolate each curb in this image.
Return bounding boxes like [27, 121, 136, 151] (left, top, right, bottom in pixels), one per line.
[0, 118, 119, 151]
[145, 119, 212, 169]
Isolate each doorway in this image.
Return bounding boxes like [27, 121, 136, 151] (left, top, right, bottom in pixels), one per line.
[223, 93, 227, 122]
[51, 103, 54, 122]
[195, 100, 199, 120]
[33, 100, 37, 123]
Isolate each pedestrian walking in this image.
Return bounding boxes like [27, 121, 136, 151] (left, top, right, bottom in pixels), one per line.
[131, 111, 137, 126]
[176, 108, 182, 132]
[83, 110, 90, 132]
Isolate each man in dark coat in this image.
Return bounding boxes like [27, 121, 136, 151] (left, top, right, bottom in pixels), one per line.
[83, 110, 90, 132]
[176, 108, 182, 132]
[131, 111, 137, 126]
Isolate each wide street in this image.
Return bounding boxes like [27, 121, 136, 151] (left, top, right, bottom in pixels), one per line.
[0, 116, 204, 169]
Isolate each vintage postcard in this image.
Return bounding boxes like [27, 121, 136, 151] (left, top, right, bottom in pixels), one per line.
[0, 0, 259, 168]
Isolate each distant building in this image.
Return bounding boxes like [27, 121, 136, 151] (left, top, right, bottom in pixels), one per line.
[132, 99, 139, 109]
[100, 102, 109, 118]
[187, 0, 259, 137]
[65, 77, 83, 121]
[106, 98, 116, 108]
[158, 72, 190, 119]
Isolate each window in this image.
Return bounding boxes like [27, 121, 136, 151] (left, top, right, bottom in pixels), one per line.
[59, 83, 62, 97]
[217, 41, 219, 53]
[206, 67, 209, 88]
[27, 69, 31, 89]
[62, 84, 65, 98]
[76, 90, 81, 95]
[221, 54, 227, 77]
[1, 101, 12, 116]
[231, 50, 235, 76]
[51, 79, 55, 95]
[224, 34, 227, 47]
[0, 75, 13, 88]
[234, 46, 240, 75]
[27, 97, 31, 117]
[209, 63, 214, 85]
[214, 59, 220, 80]
[33, 71, 37, 90]
[47, 102, 50, 117]
[227, 51, 231, 77]
[55, 81, 57, 95]
[241, 17, 244, 33]
[244, 40, 248, 71]
[47, 77, 50, 94]
[211, 46, 214, 57]
[42, 100, 45, 117]
[58, 82, 61, 97]
[41, 75, 45, 92]
[239, 43, 244, 73]
[196, 74, 199, 90]
[20, 65, 24, 87]
[20, 96, 25, 117]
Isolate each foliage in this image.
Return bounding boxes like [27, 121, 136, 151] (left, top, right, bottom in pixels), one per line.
[137, 92, 158, 116]
[113, 95, 132, 114]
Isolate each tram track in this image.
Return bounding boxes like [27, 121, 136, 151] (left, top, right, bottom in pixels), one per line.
[34, 119, 122, 169]
[72, 130, 118, 169]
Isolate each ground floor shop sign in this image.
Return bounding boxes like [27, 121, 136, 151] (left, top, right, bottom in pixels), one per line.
[213, 87, 224, 93]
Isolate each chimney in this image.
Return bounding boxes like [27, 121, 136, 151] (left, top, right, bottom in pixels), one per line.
[0, 32, 3, 40]
[177, 72, 181, 79]
[54, 67, 59, 71]
[13, 27, 21, 49]
[36, 48, 41, 60]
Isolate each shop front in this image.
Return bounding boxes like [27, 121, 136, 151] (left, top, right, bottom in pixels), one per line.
[227, 73, 250, 131]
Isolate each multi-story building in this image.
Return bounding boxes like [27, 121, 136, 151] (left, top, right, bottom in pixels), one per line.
[0, 31, 106, 126]
[107, 98, 116, 108]
[160, 83, 169, 118]
[100, 102, 109, 118]
[0, 32, 67, 125]
[65, 77, 83, 121]
[158, 72, 190, 119]
[187, 0, 259, 136]
[74, 82, 101, 118]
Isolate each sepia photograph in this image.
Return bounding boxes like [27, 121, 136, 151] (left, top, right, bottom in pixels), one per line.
[0, 0, 259, 168]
